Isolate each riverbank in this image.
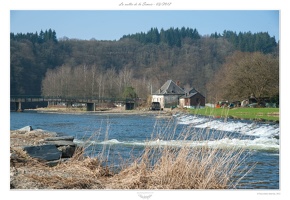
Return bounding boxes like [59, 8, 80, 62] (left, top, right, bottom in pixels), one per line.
[188, 107, 279, 123]
[10, 124, 249, 189]
[33, 106, 174, 115]
[32, 106, 279, 123]
[10, 132, 108, 189]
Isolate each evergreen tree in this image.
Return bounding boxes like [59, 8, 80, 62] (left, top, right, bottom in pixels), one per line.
[123, 86, 137, 99]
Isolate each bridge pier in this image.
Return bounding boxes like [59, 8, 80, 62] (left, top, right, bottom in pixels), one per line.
[87, 103, 96, 111]
[125, 102, 135, 110]
[66, 102, 73, 108]
[48, 101, 57, 106]
[15, 102, 23, 112]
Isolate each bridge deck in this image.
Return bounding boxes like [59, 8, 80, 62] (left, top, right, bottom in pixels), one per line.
[10, 96, 136, 111]
[10, 96, 135, 103]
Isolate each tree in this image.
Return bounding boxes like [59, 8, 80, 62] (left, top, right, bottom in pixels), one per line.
[104, 68, 118, 97]
[207, 51, 279, 102]
[123, 86, 137, 99]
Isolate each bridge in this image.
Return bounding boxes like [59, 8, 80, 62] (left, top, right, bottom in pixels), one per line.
[10, 96, 136, 111]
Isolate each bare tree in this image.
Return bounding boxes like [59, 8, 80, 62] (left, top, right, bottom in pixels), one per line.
[59, 65, 72, 97]
[208, 51, 279, 102]
[104, 68, 118, 98]
[42, 69, 55, 97]
[89, 65, 97, 98]
[116, 66, 133, 96]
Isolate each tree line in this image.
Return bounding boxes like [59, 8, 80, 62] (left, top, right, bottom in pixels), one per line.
[42, 65, 144, 100]
[121, 27, 201, 47]
[10, 29, 58, 44]
[211, 30, 278, 54]
[121, 27, 278, 54]
[10, 28, 279, 104]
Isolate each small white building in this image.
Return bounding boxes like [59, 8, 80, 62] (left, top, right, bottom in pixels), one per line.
[151, 80, 185, 109]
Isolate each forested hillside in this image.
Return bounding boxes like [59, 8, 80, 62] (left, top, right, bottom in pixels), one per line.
[10, 27, 279, 102]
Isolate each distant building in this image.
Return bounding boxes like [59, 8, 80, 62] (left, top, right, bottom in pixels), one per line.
[179, 88, 205, 108]
[151, 80, 205, 109]
[151, 80, 185, 108]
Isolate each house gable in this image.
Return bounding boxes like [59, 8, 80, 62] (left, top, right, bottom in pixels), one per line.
[180, 88, 205, 107]
[153, 80, 185, 95]
[152, 80, 185, 108]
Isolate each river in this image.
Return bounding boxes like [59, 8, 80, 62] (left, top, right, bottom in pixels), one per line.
[10, 110, 279, 189]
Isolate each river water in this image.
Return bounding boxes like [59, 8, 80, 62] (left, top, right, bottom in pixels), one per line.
[10, 111, 280, 189]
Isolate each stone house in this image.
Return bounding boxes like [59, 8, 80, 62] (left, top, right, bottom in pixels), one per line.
[151, 80, 185, 109]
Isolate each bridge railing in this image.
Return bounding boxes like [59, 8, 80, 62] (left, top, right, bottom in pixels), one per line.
[10, 95, 137, 103]
[10, 95, 45, 102]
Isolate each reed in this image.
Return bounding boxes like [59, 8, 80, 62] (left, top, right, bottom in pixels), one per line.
[106, 117, 253, 189]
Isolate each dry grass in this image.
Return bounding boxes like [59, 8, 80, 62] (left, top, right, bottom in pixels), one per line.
[10, 129, 112, 189]
[10, 147, 111, 189]
[107, 142, 249, 189]
[10, 117, 252, 189]
[10, 129, 57, 147]
[105, 119, 252, 189]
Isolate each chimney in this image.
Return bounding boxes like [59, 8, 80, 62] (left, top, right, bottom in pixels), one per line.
[176, 80, 180, 86]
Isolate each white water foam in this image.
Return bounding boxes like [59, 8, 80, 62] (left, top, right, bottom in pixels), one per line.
[74, 138, 123, 145]
[100, 139, 122, 144]
[174, 114, 279, 138]
[147, 138, 278, 150]
[74, 137, 279, 151]
[73, 114, 279, 151]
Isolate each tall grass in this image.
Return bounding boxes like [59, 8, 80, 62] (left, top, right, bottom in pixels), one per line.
[105, 117, 253, 189]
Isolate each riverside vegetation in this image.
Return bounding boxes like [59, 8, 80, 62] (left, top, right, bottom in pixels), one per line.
[35, 106, 280, 122]
[10, 116, 252, 189]
[190, 107, 279, 122]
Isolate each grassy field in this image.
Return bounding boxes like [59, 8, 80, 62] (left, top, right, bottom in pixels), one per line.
[189, 107, 279, 122]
